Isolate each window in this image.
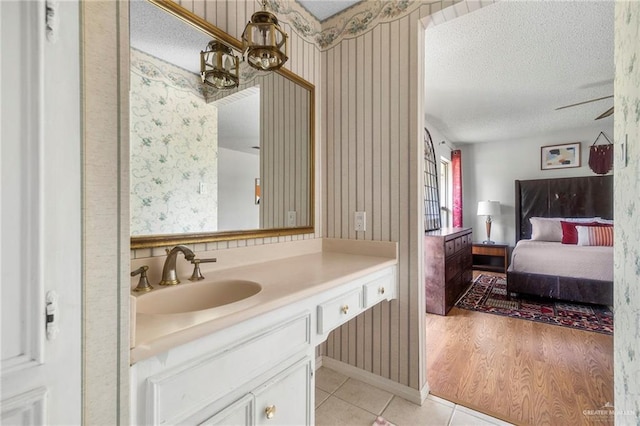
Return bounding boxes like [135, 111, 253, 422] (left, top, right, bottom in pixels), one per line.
[440, 158, 451, 228]
[423, 127, 441, 231]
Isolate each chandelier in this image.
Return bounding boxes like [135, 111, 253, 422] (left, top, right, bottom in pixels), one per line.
[200, 40, 240, 90]
[241, 1, 289, 71]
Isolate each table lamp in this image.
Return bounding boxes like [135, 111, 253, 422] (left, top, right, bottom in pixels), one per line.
[477, 200, 500, 244]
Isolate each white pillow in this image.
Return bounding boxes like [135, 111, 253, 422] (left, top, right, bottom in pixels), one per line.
[530, 217, 562, 241]
[529, 217, 599, 241]
[565, 217, 600, 223]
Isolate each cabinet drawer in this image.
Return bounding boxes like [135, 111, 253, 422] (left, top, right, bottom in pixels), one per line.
[445, 240, 455, 256]
[445, 254, 461, 281]
[454, 237, 463, 252]
[472, 245, 505, 256]
[317, 288, 362, 334]
[363, 269, 395, 308]
[445, 276, 460, 309]
[146, 314, 310, 425]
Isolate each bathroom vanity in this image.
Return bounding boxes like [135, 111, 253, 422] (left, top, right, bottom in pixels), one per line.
[130, 239, 397, 425]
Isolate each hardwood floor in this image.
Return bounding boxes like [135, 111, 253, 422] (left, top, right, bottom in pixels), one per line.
[426, 272, 614, 426]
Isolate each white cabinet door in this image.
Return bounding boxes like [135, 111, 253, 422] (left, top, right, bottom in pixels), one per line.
[199, 394, 254, 426]
[1, 1, 81, 424]
[253, 358, 312, 426]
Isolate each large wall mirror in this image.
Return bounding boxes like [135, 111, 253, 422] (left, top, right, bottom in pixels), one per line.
[130, 0, 314, 249]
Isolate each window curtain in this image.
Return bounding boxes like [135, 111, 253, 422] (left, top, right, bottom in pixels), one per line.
[451, 149, 463, 227]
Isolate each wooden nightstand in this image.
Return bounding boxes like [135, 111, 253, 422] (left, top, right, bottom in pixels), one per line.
[472, 243, 510, 274]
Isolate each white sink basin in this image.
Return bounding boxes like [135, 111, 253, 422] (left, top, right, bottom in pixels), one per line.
[136, 279, 262, 314]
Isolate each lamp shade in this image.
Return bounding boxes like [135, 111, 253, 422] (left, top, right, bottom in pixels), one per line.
[477, 200, 500, 216]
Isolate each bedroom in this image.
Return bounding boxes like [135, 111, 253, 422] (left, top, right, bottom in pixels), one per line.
[423, 1, 617, 424]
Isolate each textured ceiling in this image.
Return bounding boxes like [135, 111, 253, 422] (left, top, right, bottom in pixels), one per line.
[424, 1, 615, 144]
[130, 0, 208, 74]
[297, 0, 361, 21]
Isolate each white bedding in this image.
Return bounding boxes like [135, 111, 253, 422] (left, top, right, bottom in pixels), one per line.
[509, 240, 613, 282]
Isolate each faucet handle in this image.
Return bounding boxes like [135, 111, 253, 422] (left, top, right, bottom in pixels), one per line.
[131, 265, 153, 292]
[188, 258, 217, 281]
[189, 259, 204, 281]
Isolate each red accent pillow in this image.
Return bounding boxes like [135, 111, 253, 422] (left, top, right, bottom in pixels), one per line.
[560, 221, 612, 244]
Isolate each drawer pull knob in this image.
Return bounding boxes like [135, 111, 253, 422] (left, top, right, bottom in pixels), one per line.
[378, 287, 385, 295]
[341, 305, 349, 314]
[265, 405, 276, 419]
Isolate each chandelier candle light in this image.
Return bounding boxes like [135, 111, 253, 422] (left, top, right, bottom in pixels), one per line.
[477, 200, 500, 244]
[242, 0, 289, 71]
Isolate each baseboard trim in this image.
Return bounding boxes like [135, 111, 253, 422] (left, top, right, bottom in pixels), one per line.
[318, 356, 429, 405]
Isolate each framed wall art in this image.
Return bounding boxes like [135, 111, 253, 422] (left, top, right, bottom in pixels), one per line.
[541, 142, 581, 170]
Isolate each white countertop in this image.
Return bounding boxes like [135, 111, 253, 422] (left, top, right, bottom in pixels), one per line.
[130, 239, 397, 363]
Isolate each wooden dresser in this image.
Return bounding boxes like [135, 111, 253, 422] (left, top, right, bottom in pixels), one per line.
[424, 227, 473, 315]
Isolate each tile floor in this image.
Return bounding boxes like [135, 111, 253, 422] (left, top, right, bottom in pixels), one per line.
[315, 367, 513, 426]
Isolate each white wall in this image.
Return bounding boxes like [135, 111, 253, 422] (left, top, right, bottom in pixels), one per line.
[218, 147, 260, 230]
[460, 122, 613, 245]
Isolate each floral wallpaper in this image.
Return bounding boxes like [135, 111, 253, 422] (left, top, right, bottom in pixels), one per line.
[269, 0, 424, 50]
[614, 1, 640, 422]
[130, 48, 218, 235]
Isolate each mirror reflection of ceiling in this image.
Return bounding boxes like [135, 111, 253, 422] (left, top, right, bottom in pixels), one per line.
[130, 0, 260, 153]
[130, 0, 207, 74]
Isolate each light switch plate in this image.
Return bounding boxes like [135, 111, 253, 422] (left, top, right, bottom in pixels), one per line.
[354, 211, 366, 231]
[287, 211, 296, 227]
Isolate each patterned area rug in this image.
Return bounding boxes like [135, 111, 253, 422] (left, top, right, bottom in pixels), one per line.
[455, 274, 613, 335]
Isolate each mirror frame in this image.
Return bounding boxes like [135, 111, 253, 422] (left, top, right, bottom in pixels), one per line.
[130, 0, 315, 249]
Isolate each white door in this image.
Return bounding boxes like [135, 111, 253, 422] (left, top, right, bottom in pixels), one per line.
[1, 1, 81, 424]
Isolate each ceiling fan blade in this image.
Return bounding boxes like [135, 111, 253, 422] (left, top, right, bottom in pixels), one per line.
[555, 95, 614, 110]
[595, 106, 614, 120]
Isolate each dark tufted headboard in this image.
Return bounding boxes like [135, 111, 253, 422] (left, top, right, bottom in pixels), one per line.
[515, 175, 613, 242]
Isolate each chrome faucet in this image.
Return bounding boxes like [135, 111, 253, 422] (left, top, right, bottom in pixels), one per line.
[159, 245, 196, 286]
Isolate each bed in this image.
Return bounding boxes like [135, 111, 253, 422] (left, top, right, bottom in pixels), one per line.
[506, 175, 613, 305]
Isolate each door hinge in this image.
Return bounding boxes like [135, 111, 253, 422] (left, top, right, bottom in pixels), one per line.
[46, 291, 59, 340]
